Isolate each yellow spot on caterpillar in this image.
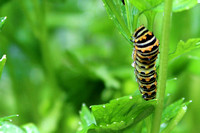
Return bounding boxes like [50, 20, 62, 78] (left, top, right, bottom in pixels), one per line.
[145, 71, 149, 74]
[146, 85, 151, 89]
[143, 36, 147, 40]
[147, 92, 152, 95]
[146, 78, 150, 82]
[141, 49, 146, 52]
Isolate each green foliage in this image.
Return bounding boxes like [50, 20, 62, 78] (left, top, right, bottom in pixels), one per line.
[101, 0, 138, 42]
[0, 114, 19, 122]
[169, 38, 200, 61]
[0, 122, 39, 133]
[0, 115, 39, 133]
[77, 104, 96, 133]
[78, 94, 156, 132]
[0, 122, 25, 133]
[101, 0, 199, 43]
[0, 0, 200, 133]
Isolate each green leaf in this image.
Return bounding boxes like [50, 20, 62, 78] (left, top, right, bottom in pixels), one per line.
[0, 55, 6, 79]
[0, 16, 7, 30]
[0, 122, 25, 133]
[21, 123, 40, 133]
[77, 104, 97, 133]
[91, 94, 156, 131]
[153, 0, 198, 12]
[169, 38, 200, 61]
[0, 114, 19, 122]
[0, 122, 39, 133]
[101, 0, 139, 43]
[78, 94, 156, 132]
[160, 98, 191, 132]
[130, 0, 163, 12]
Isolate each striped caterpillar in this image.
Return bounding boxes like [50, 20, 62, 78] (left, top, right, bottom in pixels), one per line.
[131, 25, 159, 100]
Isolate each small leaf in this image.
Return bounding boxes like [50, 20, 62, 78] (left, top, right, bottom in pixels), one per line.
[77, 104, 96, 133]
[80, 104, 96, 128]
[21, 123, 40, 133]
[153, 0, 198, 12]
[0, 55, 6, 79]
[91, 94, 156, 130]
[169, 38, 200, 61]
[0, 16, 7, 30]
[160, 98, 191, 132]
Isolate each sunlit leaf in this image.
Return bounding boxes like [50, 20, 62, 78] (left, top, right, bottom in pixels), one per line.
[153, 0, 198, 12]
[169, 38, 200, 61]
[0, 16, 7, 30]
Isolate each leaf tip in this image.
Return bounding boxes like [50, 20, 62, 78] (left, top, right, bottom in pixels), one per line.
[182, 105, 187, 111]
[0, 55, 6, 62]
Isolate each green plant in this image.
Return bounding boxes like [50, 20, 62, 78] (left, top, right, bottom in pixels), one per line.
[0, 16, 40, 133]
[78, 0, 200, 133]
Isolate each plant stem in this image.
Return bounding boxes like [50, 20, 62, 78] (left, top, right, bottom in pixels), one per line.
[151, 0, 173, 132]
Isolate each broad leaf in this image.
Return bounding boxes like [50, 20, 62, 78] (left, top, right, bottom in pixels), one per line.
[78, 94, 156, 132]
[169, 38, 200, 61]
[0, 16, 7, 30]
[91, 94, 156, 130]
[0, 55, 6, 79]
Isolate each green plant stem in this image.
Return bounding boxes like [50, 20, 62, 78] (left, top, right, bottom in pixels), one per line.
[151, 0, 173, 132]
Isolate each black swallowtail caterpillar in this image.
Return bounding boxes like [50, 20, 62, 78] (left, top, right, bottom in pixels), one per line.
[131, 25, 159, 100]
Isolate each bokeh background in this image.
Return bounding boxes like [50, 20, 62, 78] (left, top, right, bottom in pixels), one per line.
[0, 0, 200, 133]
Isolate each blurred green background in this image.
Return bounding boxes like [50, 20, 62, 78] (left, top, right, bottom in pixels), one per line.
[0, 0, 200, 133]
